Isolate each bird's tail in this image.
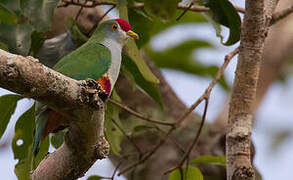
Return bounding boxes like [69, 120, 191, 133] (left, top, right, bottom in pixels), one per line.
[32, 109, 50, 156]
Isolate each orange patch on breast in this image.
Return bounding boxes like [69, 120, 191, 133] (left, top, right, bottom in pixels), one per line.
[97, 75, 111, 94]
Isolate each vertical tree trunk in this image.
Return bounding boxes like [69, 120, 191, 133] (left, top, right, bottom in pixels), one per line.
[226, 0, 268, 179]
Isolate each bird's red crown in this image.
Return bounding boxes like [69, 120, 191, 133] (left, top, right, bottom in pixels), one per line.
[114, 19, 132, 32]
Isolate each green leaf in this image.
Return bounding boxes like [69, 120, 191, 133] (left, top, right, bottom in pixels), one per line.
[0, 3, 18, 24]
[0, 41, 9, 51]
[128, 8, 206, 47]
[202, 0, 241, 45]
[143, 0, 181, 21]
[0, 22, 33, 55]
[0, 0, 21, 13]
[122, 55, 163, 108]
[150, 10, 207, 36]
[0, 94, 22, 139]
[105, 90, 123, 155]
[190, 155, 226, 166]
[168, 166, 203, 180]
[87, 175, 103, 180]
[128, 9, 153, 48]
[50, 129, 67, 149]
[20, 0, 59, 31]
[12, 105, 35, 180]
[65, 17, 89, 46]
[133, 124, 156, 132]
[29, 31, 45, 56]
[125, 41, 160, 84]
[118, 0, 160, 84]
[146, 40, 211, 74]
[146, 40, 229, 90]
[33, 136, 49, 168]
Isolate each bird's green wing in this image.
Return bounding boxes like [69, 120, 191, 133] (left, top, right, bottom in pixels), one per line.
[53, 42, 111, 80]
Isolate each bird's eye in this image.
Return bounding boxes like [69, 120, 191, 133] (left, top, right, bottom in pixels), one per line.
[112, 24, 118, 31]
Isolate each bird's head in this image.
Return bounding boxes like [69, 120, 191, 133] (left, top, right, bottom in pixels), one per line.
[97, 19, 139, 46]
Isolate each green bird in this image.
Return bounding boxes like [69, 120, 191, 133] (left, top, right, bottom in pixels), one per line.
[32, 19, 139, 156]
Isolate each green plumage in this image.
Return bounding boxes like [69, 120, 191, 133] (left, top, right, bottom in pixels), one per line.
[53, 42, 111, 80]
[32, 108, 50, 156]
[32, 21, 116, 156]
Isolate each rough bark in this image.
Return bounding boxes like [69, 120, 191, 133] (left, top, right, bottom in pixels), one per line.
[0, 49, 109, 180]
[226, 0, 279, 180]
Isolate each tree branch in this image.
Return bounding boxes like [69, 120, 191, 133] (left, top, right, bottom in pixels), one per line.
[226, 0, 278, 179]
[0, 49, 109, 180]
[270, 5, 293, 25]
[58, 0, 245, 14]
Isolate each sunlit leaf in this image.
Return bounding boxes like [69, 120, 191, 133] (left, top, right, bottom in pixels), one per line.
[201, 0, 241, 45]
[133, 124, 156, 132]
[190, 155, 226, 166]
[12, 105, 35, 180]
[0, 94, 22, 139]
[87, 175, 103, 180]
[105, 90, 123, 155]
[168, 166, 203, 180]
[122, 55, 163, 108]
[124, 41, 160, 83]
[0, 3, 18, 24]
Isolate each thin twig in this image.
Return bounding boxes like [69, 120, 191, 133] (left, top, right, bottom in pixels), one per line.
[176, 47, 239, 126]
[117, 47, 239, 175]
[112, 119, 143, 156]
[118, 128, 174, 176]
[111, 161, 123, 179]
[176, 2, 194, 21]
[58, 0, 245, 15]
[155, 127, 186, 154]
[270, 5, 293, 25]
[109, 99, 175, 127]
[87, 4, 116, 36]
[58, 0, 116, 8]
[164, 98, 209, 175]
[75, 0, 87, 21]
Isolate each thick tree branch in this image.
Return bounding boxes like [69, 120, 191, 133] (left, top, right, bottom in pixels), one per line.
[0, 49, 109, 180]
[226, 0, 279, 179]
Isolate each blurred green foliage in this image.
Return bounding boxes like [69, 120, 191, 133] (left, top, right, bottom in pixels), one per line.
[190, 155, 226, 166]
[0, 95, 22, 139]
[168, 166, 203, 180]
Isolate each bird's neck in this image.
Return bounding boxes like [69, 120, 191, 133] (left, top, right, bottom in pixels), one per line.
[101, 38, 123, 91]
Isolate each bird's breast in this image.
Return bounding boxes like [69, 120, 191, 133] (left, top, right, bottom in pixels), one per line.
[101, 39, 123, 92]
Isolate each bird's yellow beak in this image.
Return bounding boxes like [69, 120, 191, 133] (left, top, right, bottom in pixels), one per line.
[127, 30, 139, 39]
